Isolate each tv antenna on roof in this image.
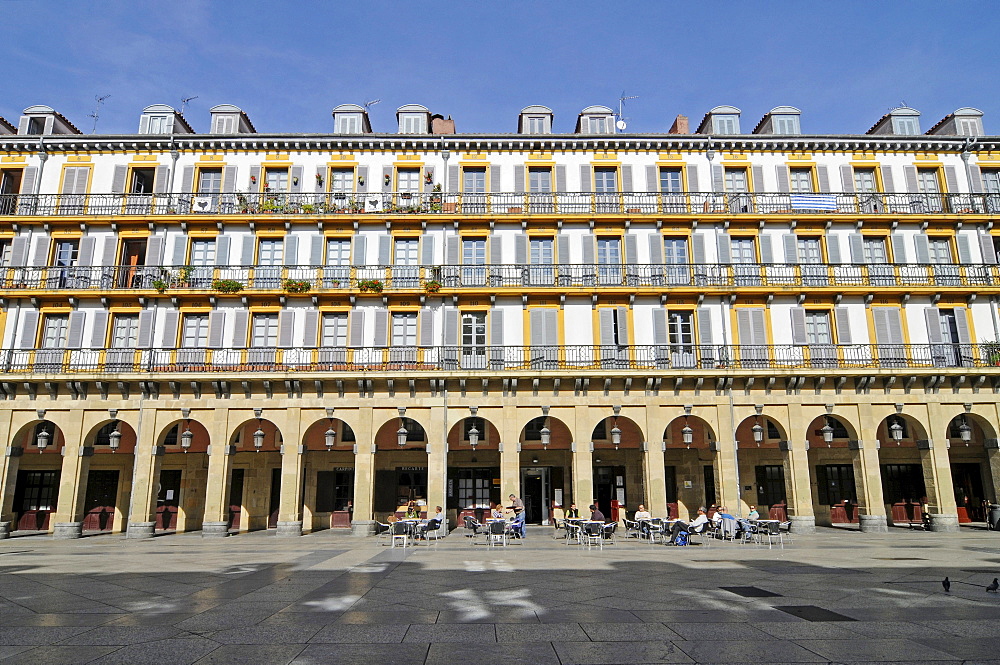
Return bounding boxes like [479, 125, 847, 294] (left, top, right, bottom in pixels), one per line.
[88, 94, 111, 134]
[363, 99, 382, 111]
[181, 96, 199, 115]
[616, 92, 638, 132]
[888, 100, 908, 111]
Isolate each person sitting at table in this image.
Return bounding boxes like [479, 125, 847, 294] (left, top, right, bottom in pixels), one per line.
[490, 502, 504, 519]
[747, 505, 760, 520]
[565, 503, 580, 519]
[589, 504, 606, 522]
[419, 506, 446, 539]
[634, 504, 652, 521]
[667, 507, 709, 545]
[510, 510, 526, 539]
[405, 501, 420, 519]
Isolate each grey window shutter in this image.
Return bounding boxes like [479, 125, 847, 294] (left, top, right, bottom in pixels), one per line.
[420, 235, 435, 265]
[979, 234, 997, 264]
[648, 235, 663, 264]
[357, 166, 368, 193]
[624, 234, 638, 265]
[19, 167, 37, 195]
[448, 165, 459, 192]
[66, 311, 86, 349]
[418, 310, 434, 346]
[891, 234, 907, 263]
[240, 236, 255, 266]
[309, 236, 324, 266]
[422, 166, 434, 193]
[686, 164, 699, 191]
[840, 165, 855, 192]
[491, 164, 502, 192]
[737, 308, 766, 345]
[782, 234, 798, 263]
[544, 309, 558, 345]
[303, 310, 319, 347]
[529, 310, 545, 346]
[579, 165, 591, 192]
[314, 166, 326, 193]
[284, 235, 299, 266]
[72, 167, 90, 194]
[581, 234, 595, 265]
[834, 307, 852, 344]
[373, 310, 388, 347]
[849, 234, 864, 263]
[278, 310, 295, 347]
[913, 234, 930, 264]
[77, 236, 95, 267]
[956, 234, 972, 263]
[102, 238, 118, 267]
[89, 310, 109, 348]
[31, 237, 50, 266]
[880, 166, 895, 193]
[652, 309, 668, 345]
[145, 236, 164, 265]
[817, 165, 831, 193]
[180, 166, 194, 193]
[139, 116, 150, 134]
[231, 310, 249, 347]
[954, 307, 972, 344]
[696, 308, 714, 346]
[944, 166, 959, 193]
[621, 165, 633, 192]
[171, 237, 187, 266]
[599, 309, 615, 345]
[19, 311, 39, 349]
[290, 166, 303, 193]
[924, 307, 943, 345]
[17, 117, 29, 135]
[790, 307, 807, 345]
[348, 311, 364, 347]
[903, 166, 919, 193]
[646, 165, 658, 192]
[490, 308, 504, 345]
[514, 234, 528, 265]
[873, 307, 903, 344]
[9, 236, 28, 267]
[716, 233, 732, 263]
[616, 306, 629, 345]
[759, 235, 773, 264]
[826, 236, 842, 264]
[445, 236, 459, 265]
[751, 166, 765, 192]
[555, 165, 567, 192]
[969, 166, 983, 193]
[111, 165, 127, 193]
[513, 165, 524, 193]
[489, 235, 503, 264]
[691, 234, 706, 264]
[215, 235, 231, 266]
[222, 166, 237, 193]
[159, 311, 178, 347]
[136, 311, 154, 349]
[557, 235, 570, 264]
[352, 235, 366, 264]
[249, 166, 261, 190]
[377, 236, 391, 265]
[712, 165, 724, 192]
[775, 166, 790, 193]
[443, 308, 458, 345]
[207, 311, 225, 348]
[382, 166, 393, 192]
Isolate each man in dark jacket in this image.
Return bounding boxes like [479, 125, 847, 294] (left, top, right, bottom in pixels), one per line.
[589, 504, 606, 522]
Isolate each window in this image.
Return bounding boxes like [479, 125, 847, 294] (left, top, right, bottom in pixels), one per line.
[251, 313, 278, 347]
[197, 169, 222, 194]
[316, 470, 354, 512]
[893, 117, 919, 135]
[983, 170, 1000, 194]
[527, 116, 547, 133]
[463, 168, 486, 193]
[214, 115, 235, 133]
[713, 115, 739, 134]
[659, 168, 683, 193]
[462, 238, 486, 265]
[529, 168, 551, 192]
[596, 238, 620, 265]
[798, 238, 822, 264]
[530, 238, 553, 264]
[258, 238, 282, 265]
[790, 169, 813, 193]
[524, 417, 546, 440]
[587, 116, 607, 133]
[863, 237, 887, 263]
[189, 239, 215, 266]
[394, 238, 418, 266]
[455, 469, 492, 510]
[330, 169, 353, 194]
[392, 313, 417, 346]
[111, 314, 139, 347]
[731, 237, 756, 263]
[773, 115, 800, 134]
[27, 117, 45, 134]
[399, 114, 425, 134]
[337, 114, 360, 134]
[917, 169, 940, 194]
[854, 169, 877, 193]
[928, 238, 951, 264]
[724, 168, 748, 192]
[326, 239, 350, 266]
[129, 168, 155, 194]
[463, 417, 485, 441]
[147, 116, 167, 134]
[663, 237, 688, 264]
[667, 311, 693, 348]
[592, 420, 607, 440]
[0, 239, 10, 267]
[804, 311, 832, 344]
[321, 313, 348, 347]
[182, 314, 208, 347]
[958, 117, 982, 136]
[594, 167, 617, 193]
[462, 312, 486, 349]
[52, 240, 78, 268]
[397, 169, 420, 193]
[265, 169, 288, 192]
[41, 314, 68, 348]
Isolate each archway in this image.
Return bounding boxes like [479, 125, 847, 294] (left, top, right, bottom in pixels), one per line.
[9, 420, 66, 532]
[447, 415, 501, 527]
[519, 415, 572, 524]
[663, 415, 717, 519]
[155, 418, 211, 532]
[373, 416, 429, 521]
[805, 414, 860, 526]
[944, 412, 997, 523]
[80, 418, 138, 533]
[876, 413, 929, 526]
[591, 414, 644, 521]
[227, 417, 283, 532]
[736, 414, 788, 519]
[301, 416, 357, 531]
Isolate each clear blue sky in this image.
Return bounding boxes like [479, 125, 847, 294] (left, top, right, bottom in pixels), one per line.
[4, 1, 998, 136]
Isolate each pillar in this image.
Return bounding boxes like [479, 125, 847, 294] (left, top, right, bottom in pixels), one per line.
[499, 404, 520, 506]
[126, 409, 162, 539]
[275, 408, 305, 537]
[644, 443, 667, 518]
[351, 406, 375, 536]
[782, 441, 816, 533]
[851, 440, 888, 532]
[920, 441, 960, 532]
[426, 405, 447, 525]
[986, 441, 1000, 506]
[571, 405, 593, 511]
[51, 410, 91, 539]
[0, 411, 19, 539]
[713, 404, 739, 512]
[201, 408, 233, 537]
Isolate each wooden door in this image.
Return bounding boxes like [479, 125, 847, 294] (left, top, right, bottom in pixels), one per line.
[120, 239, 147, 288]
[14, 470, 60, 531]
[228, 469, 244, 531]
[156, 469, 182, 531]
[268, 467, 281, 528]
[82, 470, 119, 531]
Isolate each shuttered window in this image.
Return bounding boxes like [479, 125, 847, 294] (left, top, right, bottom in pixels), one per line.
[330, 169, 353, 193]
[42, 315, 68, 348]
[594, 168, 617, 193]
[462, 239, 486, 265]
[462, 168, 486, 193]
[983, 170, 1000, 194]
[724, 169, 748, 192]
[111, 314, 139, 347]
[917, 169, 940, 193]
[182, 314, 209, 347]
[659, 168, 683, 193]
[392, 313, 417, 346]
[668, 311, 693, 348]
[789, 169, 813, 193]
[805, 311, 831, 344]
[397, 169, 420, 193]
[854, 169, 876, 193]
[528, 168, 551, 192]
[264, 168, 288, 192]
[321, 313, 348, 347]
[251, 313, 278, 347]
[326, 239, 350, 266]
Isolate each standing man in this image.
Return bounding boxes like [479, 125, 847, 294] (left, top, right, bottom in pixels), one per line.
[508, 493, 524, 516]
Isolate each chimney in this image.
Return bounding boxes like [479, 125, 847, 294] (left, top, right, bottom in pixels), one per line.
[431, 114, 456, 134]
[668, 115, 689, 134]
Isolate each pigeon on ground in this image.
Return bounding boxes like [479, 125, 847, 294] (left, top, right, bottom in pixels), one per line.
[987, 578, 999, 593]
[942, 577, 951, 592]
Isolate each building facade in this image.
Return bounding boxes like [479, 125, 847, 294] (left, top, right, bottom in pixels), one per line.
[1, 101, 999, 539]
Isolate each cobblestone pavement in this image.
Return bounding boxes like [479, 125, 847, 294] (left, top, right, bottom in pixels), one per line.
[1, 526, 1000, 664]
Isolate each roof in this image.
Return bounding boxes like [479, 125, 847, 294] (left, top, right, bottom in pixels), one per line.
[579, 105, 613, 115]
[209, 104, 256, 133]
[866, 106, 920, 134]
[20, 105, 82, 134]
[751, 107, 802, 134]
[333, 104, 366, 113]
[925, 107, 984, 135]
[396, 104, 429, 114]
[696, 105, 742, 133]
[520, 105, 553, 115]
[0, 116, 14, 133]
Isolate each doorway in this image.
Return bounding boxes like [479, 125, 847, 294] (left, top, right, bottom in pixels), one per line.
[228, 468, 245, 531]
[520, 467, 550, 524]
[82, 470, 119, 532]
[593, 465, 625, 521]
[269, 467, 281, 528]
[952, 462, 986, 522]
[157, 469, 181, 531]
[117, 238, 148, 288]
[14, 469, 60, 531]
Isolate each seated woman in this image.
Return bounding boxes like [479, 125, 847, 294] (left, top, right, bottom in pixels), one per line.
[490, 502, 504, 519]
[405, 501, 420, 519]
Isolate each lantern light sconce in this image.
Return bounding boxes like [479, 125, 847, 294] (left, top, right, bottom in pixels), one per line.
[682, 405, 694, 448]
[253, 410, 265, 452]
[889, 417, 904, 442]
[36, 424, 51, 452]
[324, 409, 337, 451]
[468, 423, 480, 450]
[397, 406, 408, 448]
[108, 422, 122, 453]
[821, 418, 835, 444]
[180, 421, 193, 452]
[752, 405, 765, 444]
[539, 405, 551, 449]
[959, 417, 972, 442]
[610, 405, 622, 450]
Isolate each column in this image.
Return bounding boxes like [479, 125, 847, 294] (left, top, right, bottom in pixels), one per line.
[201, 408, 233, 537]
[51, 409, 91, 539]
[986, 441, 1000, 508]
[351, 406, 375, 536]
[426, 406, 447, 524]
[126, 409, 162, 539]
[851, 440, 888, 532]
[275, 408, 305, 537]
[499, 404, 520, 506]
[644, 446, 667, 518]
[783, 404, 816, 533]
[571, 406, 593, 510]
[713, 404, 739, 511]
[919, 442, 960, 532]
[0, 410, 20, 539]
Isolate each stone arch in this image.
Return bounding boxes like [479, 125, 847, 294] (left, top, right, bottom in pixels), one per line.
[736, 414, 787, 448]
[155, 419, 211, 454]
[943, 411, 997, 445]
[804, 414, 858, 449]
[11, 419, 65, 454]
[876, 412, 928, 447]
[229, 418, 284, 453]
[591, 415, 643, 449]
[447, 416, 501, 450]
[83, 419, 138, 455]
[374, 417, 427, 450]
[520, 415, 572, 449]
[302, 417, 357, 452]
[663, 416, 716, 449]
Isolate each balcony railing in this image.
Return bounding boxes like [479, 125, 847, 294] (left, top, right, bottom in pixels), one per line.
[2, 343, 992, 375]
[3, 191, 999, 217]
[2, 262, 998, 293]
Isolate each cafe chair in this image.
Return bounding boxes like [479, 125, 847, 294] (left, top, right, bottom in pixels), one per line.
[389, 521, 411, 549]
[622, 517, 641, 539]
[760, 520, 784, 549]
[374, 521, 392, 547]
[602, 521, 618, 545]
[423, 518, 444, 545]
[564, 520, 582, 545]
[487, 519, 508, 547]
[583, 521, 604, 549]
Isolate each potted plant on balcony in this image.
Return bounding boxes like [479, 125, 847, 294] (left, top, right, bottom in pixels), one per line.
[981, 339, 1000, 366]
[212, 279, 244, 294]
[283, 279, 312, 294]
[152, 279, 168, 294]
[357, 279, 384, 293]
[424, 280, 442, 293]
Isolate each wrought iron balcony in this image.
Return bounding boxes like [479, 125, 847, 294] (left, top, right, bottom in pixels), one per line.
[2, 191, 999, 217]
[2, 262, 998, 293]
[1, 343, 992, 376]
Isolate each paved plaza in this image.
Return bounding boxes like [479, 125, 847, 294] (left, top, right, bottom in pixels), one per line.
[1, 527, 1000, 664]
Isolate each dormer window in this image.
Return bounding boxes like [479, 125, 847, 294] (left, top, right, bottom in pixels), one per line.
[399, 114, 426, 134]
[27, 118, 45, 134]
[892, 116, 919, 135]
[713, 115, 739, 134]
[773, 115, 800, 134]
[528, 116, 547, 133]
[147, 116, 169, 134]
[958, 117, 981, 136]
[213, 115, 235, 133]
[519, 106, 554, 134]
[588, 117, 607, 133]
[337, 114, 361, 134]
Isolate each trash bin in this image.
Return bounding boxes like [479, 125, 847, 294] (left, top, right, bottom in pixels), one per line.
[988, 504, 1000, 531]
